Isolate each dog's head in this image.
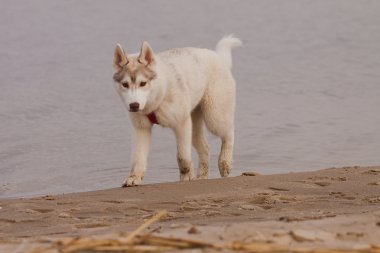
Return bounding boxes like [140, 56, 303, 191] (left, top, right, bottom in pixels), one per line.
[113, 42, 157, 113]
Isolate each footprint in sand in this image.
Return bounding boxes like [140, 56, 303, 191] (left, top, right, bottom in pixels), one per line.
[58, 212, 72, 218]
[57, 202, 75, 205]
[0, 218, 16, 224]
[75, 222, 109, 229]
[314, 181, 331, 187]
[31, 208, 55, 213]
[363, 196, 380, 203]
[362, 169, 380, 175]
[329, 192, 356, 200]
[250, 195, 279, 205]
[239, 204, 264, 211]
[307, 176, 329, 181]
[268, 187, 290, 192]
[331, 176, 348, 181]
[247, 194, 287, 210]
[101, 200, 125, 204]
[329, 191, 345, 196]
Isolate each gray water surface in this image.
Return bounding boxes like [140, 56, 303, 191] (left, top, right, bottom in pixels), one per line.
[1, 0, 379, 198]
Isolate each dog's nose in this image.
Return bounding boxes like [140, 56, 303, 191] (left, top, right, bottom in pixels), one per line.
[129, 102, 140, 111]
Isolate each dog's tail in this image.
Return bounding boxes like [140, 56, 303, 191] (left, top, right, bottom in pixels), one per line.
[215, 35, 242, 69]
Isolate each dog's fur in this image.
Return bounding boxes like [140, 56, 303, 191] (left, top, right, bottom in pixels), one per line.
[113, 35, 241, 186]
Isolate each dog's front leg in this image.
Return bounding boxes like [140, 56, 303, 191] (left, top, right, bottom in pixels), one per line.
[122, 126, 152, 187]
[174, 117, 194, 181]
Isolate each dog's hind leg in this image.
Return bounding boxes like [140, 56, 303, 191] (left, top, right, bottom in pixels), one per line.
[191, 106, 209, 179]
[218, 130, 234, 177]
[174, 116, 194, 181]
[202, 77, 236, 178]
[204, 117, 234, 177]
[203, 107, 235, 177]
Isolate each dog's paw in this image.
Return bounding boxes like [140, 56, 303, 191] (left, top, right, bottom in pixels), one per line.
[218, 160, 231, 177]
[195, 174, 208, 180]
[122, 175, 143, 187]
[180, 172, 193, 181]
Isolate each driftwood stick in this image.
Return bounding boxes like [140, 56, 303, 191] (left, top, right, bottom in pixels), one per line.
[120, 210, 167, 244]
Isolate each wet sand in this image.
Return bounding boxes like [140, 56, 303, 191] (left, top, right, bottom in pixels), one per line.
[1, 166, 380, 251]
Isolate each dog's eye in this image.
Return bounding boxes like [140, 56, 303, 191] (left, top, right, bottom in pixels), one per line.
[121, 82, 129, 88]
[140, 81, 147, 87]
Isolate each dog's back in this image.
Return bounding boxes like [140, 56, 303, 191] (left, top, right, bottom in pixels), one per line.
[155, 36, 241, 114]
[159, 35, 241, 70]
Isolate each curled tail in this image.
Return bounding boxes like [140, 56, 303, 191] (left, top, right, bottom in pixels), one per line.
[215, 34, 242, 69]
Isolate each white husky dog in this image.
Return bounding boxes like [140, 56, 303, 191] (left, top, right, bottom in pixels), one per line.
[113, 35, 241, 187]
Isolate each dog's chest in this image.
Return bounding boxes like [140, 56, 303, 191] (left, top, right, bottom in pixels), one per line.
[153, 99, 190, 128]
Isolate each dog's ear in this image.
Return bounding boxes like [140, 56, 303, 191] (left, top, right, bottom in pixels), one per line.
[138, 41, 155, 66]
[113, 44, 129, 70]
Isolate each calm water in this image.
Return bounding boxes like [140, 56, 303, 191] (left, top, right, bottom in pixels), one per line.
[1, 1, 379, 198]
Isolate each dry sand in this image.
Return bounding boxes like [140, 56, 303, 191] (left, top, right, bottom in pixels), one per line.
[1, 166, 380, 252]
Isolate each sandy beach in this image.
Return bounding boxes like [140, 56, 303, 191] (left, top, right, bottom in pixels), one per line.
[1, 166, 380, 252]
[1, 1, 380, 252]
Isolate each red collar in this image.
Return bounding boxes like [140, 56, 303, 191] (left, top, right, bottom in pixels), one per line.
[147, 112, 159, 125]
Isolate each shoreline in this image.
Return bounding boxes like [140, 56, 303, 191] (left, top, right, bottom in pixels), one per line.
[1, 166, 380, 251]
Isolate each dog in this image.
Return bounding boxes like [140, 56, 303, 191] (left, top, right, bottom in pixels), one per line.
[112, 35, 241, 187]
